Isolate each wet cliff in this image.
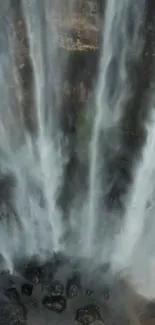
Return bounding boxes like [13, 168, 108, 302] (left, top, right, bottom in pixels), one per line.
[11, 0, 101, 212]
[10, 0, 155, 211]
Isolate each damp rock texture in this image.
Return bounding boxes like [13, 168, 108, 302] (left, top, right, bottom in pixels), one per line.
[0, 291, 27, 325]
[42, 295, 67, 313]
[75, 305, 103, 325]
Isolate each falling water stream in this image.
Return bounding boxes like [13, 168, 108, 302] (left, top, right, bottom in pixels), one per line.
[84, 0, 146, 257]
[0, 0, 67, 269]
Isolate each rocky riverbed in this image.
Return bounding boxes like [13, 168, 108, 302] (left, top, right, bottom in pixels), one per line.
[0, 254, 154, 325]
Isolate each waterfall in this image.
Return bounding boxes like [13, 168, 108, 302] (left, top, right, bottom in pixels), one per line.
[84, 0, 145, 258]
[0, 0, 154, 303]
[0, 0, 73, 269]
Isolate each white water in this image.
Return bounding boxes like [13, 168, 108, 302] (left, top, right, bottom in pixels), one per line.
[84, 0, 145, 257]
[110, 108, 155, 298]
[0, 1, 70, 268]
[112, 109, 155, 270]
[19, 0, 65, 253]
[0, 0, 155, 302]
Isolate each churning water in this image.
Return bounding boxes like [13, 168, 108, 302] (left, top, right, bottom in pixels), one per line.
[0, 0, 155, 301]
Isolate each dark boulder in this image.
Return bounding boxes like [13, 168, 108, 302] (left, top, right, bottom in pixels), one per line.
[0, 291, 27, 325]
[42, 295, 67, 313]
[45, 281, 64, 297]
[21, 283, 33, 296]
[85, 289, 93, 296]
[23, 263, 41, 284]
[75, 305, 102, 325]
[66, 272, 81, 299]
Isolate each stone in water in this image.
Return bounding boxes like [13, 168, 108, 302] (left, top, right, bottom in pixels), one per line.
[42, 295, 67, 313]
[75, 305, 102, 325]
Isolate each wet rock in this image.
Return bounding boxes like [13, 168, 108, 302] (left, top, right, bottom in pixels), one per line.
[5, 287, 27, 317]
[0, 270, 15, 290]
[102, 288, 110, 300]
[146, 302, 155, 316]
[66, 281, 79, 298]
[85, 289, 93, 296]
[5, 287, 20, 302]
[46, 281, 64, 297]
[138, 312, 154, 325]
[42, 295, 67, 313]
[66, 273, 81, 299]
[139, 302, 155, 324]
[40, 261, 55, 284]
[40, 254, 66, 283]
[75, 305, 102, 325]
[42, 280, 64, 297]
[23, 263, 41, 284]
[21, 283, 33, 296]
[0, 290, 27, 324]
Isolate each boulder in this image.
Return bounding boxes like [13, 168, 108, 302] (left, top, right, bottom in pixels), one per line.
[42, 295, 67, 313]
[66, 272, 81, 299]
[44, 281, 64, 297]
[0, 290, 27, 325]
[21, 284, 33, 296]
[75, 305, 103, 325]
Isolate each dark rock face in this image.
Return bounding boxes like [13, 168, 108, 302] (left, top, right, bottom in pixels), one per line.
[22, 263, 41, 284]
[21, 283, 33, 296]
[0, 292, 27, 325]
[41, 253, 68, 282]
[42, 295, 67, 313]
[75, 305, 102, 325]
[5, 287, 21, 303]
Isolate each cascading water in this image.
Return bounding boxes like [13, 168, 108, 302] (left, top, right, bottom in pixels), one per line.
[0, 2, 155, 321]
[16, 0, 65, 256]
[0, 0, 71, 269]
[111, 108, 155, 298]
[84, 0, 146, 258]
